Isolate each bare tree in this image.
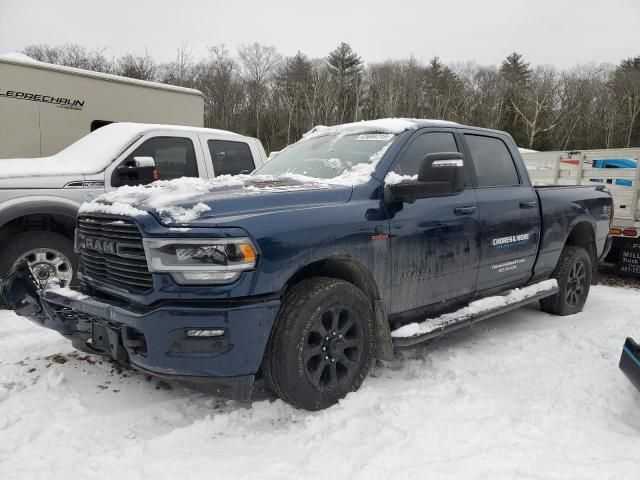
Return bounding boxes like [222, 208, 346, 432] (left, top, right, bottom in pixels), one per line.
[158, 43, 195, 87]
[116, 49, 156, 80]
[510, 66, 566, 148]
[238, 43, 281, 139]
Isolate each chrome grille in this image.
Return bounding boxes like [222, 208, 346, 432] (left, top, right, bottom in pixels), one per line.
[77, 215, 152, 294]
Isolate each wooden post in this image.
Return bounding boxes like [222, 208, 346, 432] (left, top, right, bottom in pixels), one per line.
[631, 155, 640, 222]
[552, 154, 562, 185]
[576, 154, 586, 186]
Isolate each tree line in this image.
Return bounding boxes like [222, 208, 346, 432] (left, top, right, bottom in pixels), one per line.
[23, 42, 640, 153]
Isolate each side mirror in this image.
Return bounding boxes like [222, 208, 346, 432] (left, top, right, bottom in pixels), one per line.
[384, 152, 465, 203]
[113, 156, 159, 187]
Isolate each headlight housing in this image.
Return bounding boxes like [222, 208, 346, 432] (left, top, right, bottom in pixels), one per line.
[142, 237, 257, 285]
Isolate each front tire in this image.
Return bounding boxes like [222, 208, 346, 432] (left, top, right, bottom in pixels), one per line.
[263, 277, 374, 410]
[540, 246, 592, 316]
[0, 231, 77, 288]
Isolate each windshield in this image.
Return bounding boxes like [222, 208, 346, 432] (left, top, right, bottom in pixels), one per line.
[254, 133, 396, 183]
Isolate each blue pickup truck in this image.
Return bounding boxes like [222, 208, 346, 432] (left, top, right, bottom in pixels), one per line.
[1, 119, 613, 410]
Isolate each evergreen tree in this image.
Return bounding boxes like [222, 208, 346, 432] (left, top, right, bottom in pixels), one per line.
[500, 52, 532, 86]
[500, 52, 532, 145]
[612, 56, 640, 147]
[327, 42, 363, 122]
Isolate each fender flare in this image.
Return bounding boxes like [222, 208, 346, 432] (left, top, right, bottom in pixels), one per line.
[284, 256, 394, 361]
[0, 196, 81, 230]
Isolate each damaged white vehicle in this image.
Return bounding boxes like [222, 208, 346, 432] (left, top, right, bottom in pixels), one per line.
[0, 122, 266, 286]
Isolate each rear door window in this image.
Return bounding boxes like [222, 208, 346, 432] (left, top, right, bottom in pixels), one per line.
[126, 136, 198, 180]
[208, 140, 255, 176]
[464, 134, 520, 187]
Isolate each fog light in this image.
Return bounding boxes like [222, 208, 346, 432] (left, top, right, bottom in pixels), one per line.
[171, 271, 239, 284]
[186, 328, 225, 338]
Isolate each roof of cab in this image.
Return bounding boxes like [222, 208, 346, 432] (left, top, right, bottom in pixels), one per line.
[113, 122, 243, 138]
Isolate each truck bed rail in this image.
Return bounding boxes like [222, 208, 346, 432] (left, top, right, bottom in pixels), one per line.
[522, 148, 640, 229]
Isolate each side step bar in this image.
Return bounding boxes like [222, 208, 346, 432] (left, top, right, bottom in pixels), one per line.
[392, 286, 559, 348]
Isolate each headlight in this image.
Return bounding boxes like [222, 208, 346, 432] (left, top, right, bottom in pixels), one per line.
[142, 237, 257, 285]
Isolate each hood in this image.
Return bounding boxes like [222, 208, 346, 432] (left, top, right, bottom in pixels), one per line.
[0, 123, 144, 179]
[79, 175, 353, 226]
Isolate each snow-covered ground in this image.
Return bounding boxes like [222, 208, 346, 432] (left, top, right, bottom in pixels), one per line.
[1, 285, 639, 479]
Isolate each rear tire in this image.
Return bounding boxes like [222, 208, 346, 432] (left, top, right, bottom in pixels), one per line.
[263, 277, 374, 410]
[0, 231, 78, 288]
[540, 246, 592, 316]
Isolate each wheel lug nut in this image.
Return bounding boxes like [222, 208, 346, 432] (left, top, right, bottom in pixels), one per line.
[338, 334, 342, 338]
[325, 336, 330, 341]
[331, 358, 336, 363]
[325, 356, 329, 360]
[332, 331, 336, 335]
[322, 346, 326, 351]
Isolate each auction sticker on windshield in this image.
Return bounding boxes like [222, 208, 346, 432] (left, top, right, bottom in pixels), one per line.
[356, 134, 394, 141]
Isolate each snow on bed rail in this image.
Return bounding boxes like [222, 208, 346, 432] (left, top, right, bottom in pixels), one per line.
[391, 279, 558, 339]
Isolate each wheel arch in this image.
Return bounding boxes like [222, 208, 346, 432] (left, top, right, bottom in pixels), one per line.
[564, 220, 597, 265]
[284, 257, 394, 361]
[0, 198, 79, 244]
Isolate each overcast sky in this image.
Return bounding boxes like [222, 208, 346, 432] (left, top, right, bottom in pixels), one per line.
[1, 0, 638, 67]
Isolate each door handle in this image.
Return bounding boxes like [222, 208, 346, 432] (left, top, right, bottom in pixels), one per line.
[519, 201, 538, 209]
[454, 206, 477, 215]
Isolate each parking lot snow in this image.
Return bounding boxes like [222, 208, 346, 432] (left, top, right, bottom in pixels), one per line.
[1, 285, 639, 479]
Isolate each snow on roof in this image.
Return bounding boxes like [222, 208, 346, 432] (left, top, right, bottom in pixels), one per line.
[0, 52, 39, 63]
[303, 118, 460, 139]
[304, 118, 418, 139]
[0, 52, 202, 97]
[0, 122, 241, 179]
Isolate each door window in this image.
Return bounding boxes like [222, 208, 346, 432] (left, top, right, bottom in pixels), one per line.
[126, 136, 198, 180]
[208, 140, 255, 176]
[391, 132, 460, 176]
[465, 134, 519, 187]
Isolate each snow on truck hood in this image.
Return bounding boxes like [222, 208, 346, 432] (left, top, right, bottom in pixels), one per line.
[79, 175, 352, 225]
[79, 118, 439, 224]
[0, 123, 144, 179]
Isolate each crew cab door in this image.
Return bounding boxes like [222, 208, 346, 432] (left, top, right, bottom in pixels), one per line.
[386, 129, 480, 314]
[198, 134, 259, 177]
[461, 131, 540, 292]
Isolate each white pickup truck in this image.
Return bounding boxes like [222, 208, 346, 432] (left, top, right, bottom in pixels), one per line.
[0, 122, 266, 286]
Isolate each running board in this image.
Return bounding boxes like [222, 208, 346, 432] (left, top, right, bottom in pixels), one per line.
[392, 280, 559, 348]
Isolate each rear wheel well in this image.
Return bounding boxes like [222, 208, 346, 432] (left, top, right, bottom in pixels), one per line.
[0, 213, 76, 245]
[565, 221, 596, 265]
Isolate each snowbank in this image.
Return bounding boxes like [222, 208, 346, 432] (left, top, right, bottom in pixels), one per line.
[0, 285, 638, 479]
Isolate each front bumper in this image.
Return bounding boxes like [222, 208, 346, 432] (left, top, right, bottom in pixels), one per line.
[620, 337, 640, 392]
[8, 266, 280, 400]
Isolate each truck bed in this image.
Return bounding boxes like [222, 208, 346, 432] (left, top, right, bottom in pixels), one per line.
[532, 184, 612, 282]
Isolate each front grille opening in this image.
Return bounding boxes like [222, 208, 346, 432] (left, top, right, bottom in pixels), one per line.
[78, 215, 152, 294]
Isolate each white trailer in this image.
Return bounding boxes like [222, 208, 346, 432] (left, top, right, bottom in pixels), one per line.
[0, 53, 204, 159]
[522, 148, 640, 276]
